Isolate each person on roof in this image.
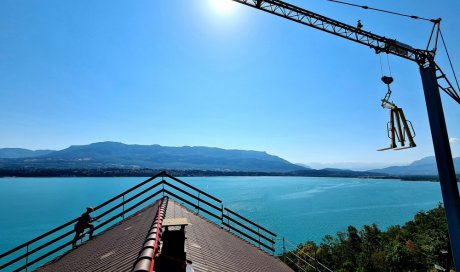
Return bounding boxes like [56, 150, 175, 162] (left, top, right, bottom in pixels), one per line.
[72, 207, 96, 248]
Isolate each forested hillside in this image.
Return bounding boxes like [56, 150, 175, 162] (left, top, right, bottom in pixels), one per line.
[282, 204, 453, 271]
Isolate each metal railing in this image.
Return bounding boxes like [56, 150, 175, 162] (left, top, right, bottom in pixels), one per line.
[159, 173, 277, 252]
[278, 238, 333, 272]
[0, 171, 277, 271]
[223, 208, 276, 252]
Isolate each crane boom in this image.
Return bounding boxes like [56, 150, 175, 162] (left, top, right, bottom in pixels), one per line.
[228, 0, 460, 268]
[232, 0, 460, 103]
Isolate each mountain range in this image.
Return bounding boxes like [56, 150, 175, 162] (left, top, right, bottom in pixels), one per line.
[0, 142, 458, 176]
[0, 148, 54, 158]
[0, 142, 305, 172]
[369, 156, 460, 176]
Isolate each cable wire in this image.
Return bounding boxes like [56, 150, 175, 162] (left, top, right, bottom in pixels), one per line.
[379, 54, 392, 77]
[326, 0, 436, 22]
[386, 54, 392, 77]
[439, 30, 460, 91]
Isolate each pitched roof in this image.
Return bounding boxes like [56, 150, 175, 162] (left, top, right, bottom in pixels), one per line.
[37, 198, 293, 272]
[37, 201, 160, 272]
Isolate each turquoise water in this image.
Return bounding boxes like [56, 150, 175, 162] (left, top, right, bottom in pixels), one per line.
[0, 176, 442, 256]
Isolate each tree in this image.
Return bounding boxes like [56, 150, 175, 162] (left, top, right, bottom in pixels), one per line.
[281, 204, 453, 272]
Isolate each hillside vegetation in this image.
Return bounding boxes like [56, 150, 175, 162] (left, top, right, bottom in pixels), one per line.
[281, 204, 454, 272]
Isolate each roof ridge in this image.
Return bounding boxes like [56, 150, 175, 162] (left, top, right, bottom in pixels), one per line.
[132, 197, 169, 272]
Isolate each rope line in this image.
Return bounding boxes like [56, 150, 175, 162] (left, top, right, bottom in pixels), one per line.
[326, 0, 436, 22]
[284, 256, 309, 272]
[386, 54, 392, 77]
[278, 238, 334, 272]
[379, 54, 393, 78]
[439, 30, 460, 91]
[379, 55, 384, 77]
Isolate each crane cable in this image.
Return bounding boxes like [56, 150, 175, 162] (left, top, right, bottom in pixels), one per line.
[385, 54, 392, 77]
[327, 0, 459, 92]
[439, 30, 460, 92]
[326, 0, 437, 22]
[326, 0, 460, 99]
[379, 54, 393, 85]
[379, 54, 393, 106]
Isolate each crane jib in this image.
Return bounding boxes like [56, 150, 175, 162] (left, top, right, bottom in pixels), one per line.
[382, 41, 413, 57]
[236, 0, 423, 61]
[231, 0, 459, 103]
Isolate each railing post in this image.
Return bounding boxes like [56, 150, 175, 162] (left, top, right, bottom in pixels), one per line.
[283, 237, 286, 262]
[122, 194, 125, 220]
[197, 192, 201, 215]
[221, 204, 224, 225]
[25, 244, 29, 272]
[258, 227, 261, 249]
[227, 210, 230, 231]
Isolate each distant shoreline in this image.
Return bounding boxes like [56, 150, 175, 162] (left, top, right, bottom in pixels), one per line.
[0, 168, 452, 182]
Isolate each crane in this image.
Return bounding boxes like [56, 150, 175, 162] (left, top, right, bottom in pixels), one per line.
[227, 0, 460, 267]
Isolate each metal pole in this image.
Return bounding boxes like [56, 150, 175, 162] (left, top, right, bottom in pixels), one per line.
[227, 210, 231, 231]
[122, 194, 125, 220]
[197, 192, 200, 215]
[283, 237, 286, 262]
[221, 204, 224, 225]
[258, 227, 261, 249]
[420, 62, 460, 269]
[25, 244, 29, 272]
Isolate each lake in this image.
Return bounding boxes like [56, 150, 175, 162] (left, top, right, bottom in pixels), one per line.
[0, 176, 443, 256]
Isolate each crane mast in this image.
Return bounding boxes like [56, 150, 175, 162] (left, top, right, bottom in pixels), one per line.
[229, 0, 460, 267]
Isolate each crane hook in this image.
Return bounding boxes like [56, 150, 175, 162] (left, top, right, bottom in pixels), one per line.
[380, 76, 394, 109]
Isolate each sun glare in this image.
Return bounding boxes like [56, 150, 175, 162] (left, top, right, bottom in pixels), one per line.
[210, 0, 236, 14]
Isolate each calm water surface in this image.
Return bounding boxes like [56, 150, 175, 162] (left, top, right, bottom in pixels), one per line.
[0, 176, 442, 254]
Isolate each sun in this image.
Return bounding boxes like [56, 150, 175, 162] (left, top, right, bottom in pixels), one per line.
[209, 0, 237, 14]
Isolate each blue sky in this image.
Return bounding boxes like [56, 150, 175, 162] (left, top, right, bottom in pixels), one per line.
[1, 0, 459, 168]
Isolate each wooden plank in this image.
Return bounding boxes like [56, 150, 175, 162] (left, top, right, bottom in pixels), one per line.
[162, 218, 189, 227]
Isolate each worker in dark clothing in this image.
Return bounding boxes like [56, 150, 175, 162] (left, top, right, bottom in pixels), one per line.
[72, 207, 96, 248]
